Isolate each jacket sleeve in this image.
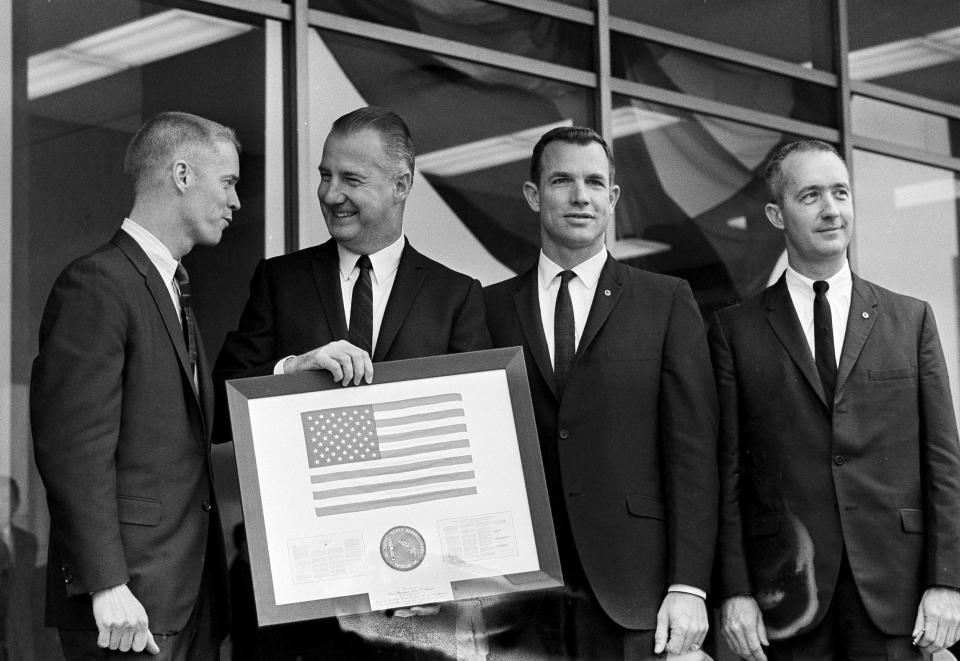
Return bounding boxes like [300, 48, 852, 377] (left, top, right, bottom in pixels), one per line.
[448, 278, 492, 353]
[917, 302, 960, 588]
[659, 280, 719, 592]
[708, 311, 754, 598]
[30, 259, 130, 596]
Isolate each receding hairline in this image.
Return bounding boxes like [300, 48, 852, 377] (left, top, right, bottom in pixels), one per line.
[764, 139, 842, 205]
[529, 126, 615, 187]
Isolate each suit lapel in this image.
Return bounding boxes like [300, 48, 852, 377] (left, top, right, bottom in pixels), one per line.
[764, 274, 829, 407]
[195, 324, 215, 441]
[111, 230, 202, 412]
[374, 240, 425, 362]
[513, 266, 558, 400]
[311, 239, 348, 341]
[576, 254, 622, 359]
[836, 274, 878, 394]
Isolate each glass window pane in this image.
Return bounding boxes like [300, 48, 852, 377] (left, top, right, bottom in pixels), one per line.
[852, 96, 960, 158]
[611, 0, 834, 71]
[851, 150, 960, 416]
[848, 0, 960, 106]
[611, 95, 811, 314]
[310, 0, 593, 69]
[611, 32, 837, 127]
[307, 29, 594, 281]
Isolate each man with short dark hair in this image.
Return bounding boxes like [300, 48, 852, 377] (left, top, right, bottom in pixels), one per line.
[712, 139, 960, 660]
[214, 106, 490, 658]
[484, 126, 719, 659]
[31, 111, 240, 659]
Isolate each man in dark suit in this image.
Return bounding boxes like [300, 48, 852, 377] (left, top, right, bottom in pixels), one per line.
[214, 106, 490, 657]
[711, 140, 960, 660]
[483, 126, 719, 660]
[31, 112, 240, 660]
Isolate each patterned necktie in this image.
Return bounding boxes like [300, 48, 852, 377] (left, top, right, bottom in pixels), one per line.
[348, 255, 374, 355]
[174, 263, 198, 374]
[554, 270, 576, 395]
[813, 280, 836, 408]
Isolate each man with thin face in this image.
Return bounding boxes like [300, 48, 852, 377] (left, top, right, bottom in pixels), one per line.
[711, 140, 960, 660]
[214, 106, 490, 657]
[31, 111, 240, 659]
[484, 126, 719, 659]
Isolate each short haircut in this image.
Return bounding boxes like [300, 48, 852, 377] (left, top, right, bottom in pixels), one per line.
[330, 106, 415, 182]
[764, 139, 842, 204]
[529, 126, 615, 186]
[124, 111, 240, 193]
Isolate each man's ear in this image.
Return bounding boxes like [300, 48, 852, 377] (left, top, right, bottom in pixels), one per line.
[394, 171, 412, 203]
[765, 202, 784, 230]
[609, 183, 621, 210]
[173, 160, 191, 194]
[522, 181, 540, 212]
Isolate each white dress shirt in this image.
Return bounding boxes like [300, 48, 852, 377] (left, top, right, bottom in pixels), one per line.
[785, 260, 852, 366]
[537, 248, 606, 366]
[122, 218, 181, 318]
[536, 247, 705, 600]
[275, 235, 405, 374]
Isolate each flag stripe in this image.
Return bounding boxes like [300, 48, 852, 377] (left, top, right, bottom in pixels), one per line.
[379, 439, 469, 459]
[378, 424, 467, 444]
[313, 470, 475, 499]
[314, 486, 479, 517]
[310, 455, 472, 484]
[374, 409, 464, 428]
[372, 394, 462, 412]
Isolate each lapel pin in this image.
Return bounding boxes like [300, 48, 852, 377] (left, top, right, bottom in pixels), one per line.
[862, 312, 869, 319]
[604, 289, 611, 296]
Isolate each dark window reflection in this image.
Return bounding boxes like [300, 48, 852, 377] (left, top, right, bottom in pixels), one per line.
[848, 0, 960, 107]
[311, 0, 594, 70]
[611, 32, 837, 128]
[319, 30, 594, 273]
[611, 0, 834, 71]
[611, 97, 807, 313]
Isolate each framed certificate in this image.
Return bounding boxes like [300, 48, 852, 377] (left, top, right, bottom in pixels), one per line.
[226, 347, 562, 626]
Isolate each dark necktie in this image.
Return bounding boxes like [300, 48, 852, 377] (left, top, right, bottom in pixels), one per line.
[174, 263, 198, 375]
[554, 270, 576, 395]
[813, 280, 837, 408]
[348, 255, 374, 355]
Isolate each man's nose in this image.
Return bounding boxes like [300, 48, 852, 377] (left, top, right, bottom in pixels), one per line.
[320, 179, 345, 205]
[229, 189, 241, 210]
[569, 180, 589, 205]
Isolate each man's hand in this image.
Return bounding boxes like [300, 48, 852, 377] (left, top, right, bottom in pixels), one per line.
[390, 604, 441, 617]
[286, 340, 373, 386]
[653, 591, 708, 655]
[91, 584, 160, 654]
[912, 587, 960, 653]
[720, 595, 768, 661]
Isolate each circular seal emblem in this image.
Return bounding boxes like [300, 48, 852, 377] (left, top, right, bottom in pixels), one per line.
[380, 526, 426, 571]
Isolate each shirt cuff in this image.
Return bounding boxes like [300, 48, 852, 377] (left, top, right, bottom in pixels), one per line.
[668, 584, 706, 600]
[274, 356, 296, 375]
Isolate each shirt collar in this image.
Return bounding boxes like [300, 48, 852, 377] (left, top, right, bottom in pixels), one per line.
[338, 235, 405, 285]
[785, 259, 852, 293]
[537, 248, 607, 290]
[121, 218, 179, 284]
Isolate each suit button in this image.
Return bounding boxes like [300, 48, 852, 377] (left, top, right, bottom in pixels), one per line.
[558, 429, 569, 440]
[201, 500, 212, 512]
[833, 455, 846, 466]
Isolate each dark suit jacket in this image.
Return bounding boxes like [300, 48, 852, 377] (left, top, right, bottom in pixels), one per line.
[710, 273, 960, 637]
[30, 230, 228, 635]
[484, 255, 719, 630]
[214, 237, 490, 393]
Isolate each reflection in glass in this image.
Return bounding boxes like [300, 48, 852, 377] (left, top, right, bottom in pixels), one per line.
[852, 96, 960, 158]
[851, 150, 960, 416]
[848, 0, 960, 106]
[611, 96, 806, 313]
[610, 0, 833, 71]
[310, 0, 593, 69]
[310, 29, 593, 281]
[611, 33, 836, 127]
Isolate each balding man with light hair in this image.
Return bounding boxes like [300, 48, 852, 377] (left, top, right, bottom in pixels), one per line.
[31, 111, 241, 660]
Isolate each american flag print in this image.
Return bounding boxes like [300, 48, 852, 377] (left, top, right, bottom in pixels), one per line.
[300, 393, 478, 517]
